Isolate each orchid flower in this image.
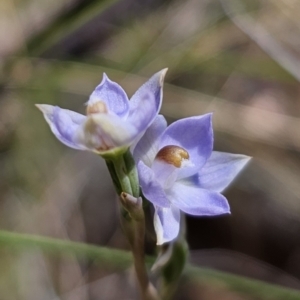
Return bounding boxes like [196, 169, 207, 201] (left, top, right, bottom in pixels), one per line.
[36, 69, 167, 156]
[133, 114, 250, 245]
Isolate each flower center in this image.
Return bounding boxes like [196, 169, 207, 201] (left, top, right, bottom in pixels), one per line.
[156, 145, 189, 168]
[86, 101, 108, 115]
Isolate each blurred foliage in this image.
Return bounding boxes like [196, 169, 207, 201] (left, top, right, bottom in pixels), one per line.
[1, 0, 300, 299]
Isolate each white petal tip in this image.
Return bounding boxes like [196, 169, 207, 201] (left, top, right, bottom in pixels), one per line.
[35, 104, 43, 111]
[245, 156, 252, 162]
[35, 104, 53, 114]
[159, 68, 168, 87]
[240, 155, 252, 167]
[103, 73, 109, 80]
[98, 73, 110, 86]
[156, 235, 172, 245]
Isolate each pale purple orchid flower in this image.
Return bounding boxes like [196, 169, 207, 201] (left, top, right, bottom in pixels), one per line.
[36, 69, 167, 155]
[133, 114, 250, 245]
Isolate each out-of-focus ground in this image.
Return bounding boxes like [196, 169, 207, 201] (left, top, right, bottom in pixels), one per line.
[1, 0, 300, 299]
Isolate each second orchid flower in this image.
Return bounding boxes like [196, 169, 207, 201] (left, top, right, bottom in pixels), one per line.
[36, 69, 167, 156]
[133, 114, 250, 245]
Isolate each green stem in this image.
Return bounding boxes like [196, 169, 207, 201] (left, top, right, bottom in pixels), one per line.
[123, 148, 140, 197]
[110, 153, 133, 195]
[105, 160, 122, 195]
[158, 213, 188, 299]
[105, 149, 158, 300]
[160, 241, 188, 300]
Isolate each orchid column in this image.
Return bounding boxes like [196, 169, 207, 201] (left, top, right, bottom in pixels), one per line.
[36, 69, 168, 300]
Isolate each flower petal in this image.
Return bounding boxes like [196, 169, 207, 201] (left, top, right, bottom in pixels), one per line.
[128, 92, 164, 147]
[154, 205, 180, 245]
[151, 159, 179, 189]
[168, 180, 230, 216]
[198, 151, 251, 192]
[159, 114, 213, 179]
[36, 104, 87, 150]
[137, 161, 170, 208]
[133, 115, 167, 166]
[129, 68, 167, 114]
[77, 113, 137, 152]
[87, 74, 129, 118]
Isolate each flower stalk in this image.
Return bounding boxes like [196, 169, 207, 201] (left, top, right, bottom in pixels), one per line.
[160, 217, 188, 300]
[152, 213, 188, 300]
[105, 149, 158, 300]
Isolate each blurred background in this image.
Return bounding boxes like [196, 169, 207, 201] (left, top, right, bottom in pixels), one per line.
[1, 0, 300, 299]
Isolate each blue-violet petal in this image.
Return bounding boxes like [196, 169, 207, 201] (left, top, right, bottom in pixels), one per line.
[154, 205, 180, 245]
[87, 74, 129, 118]
[198, 151, 251, 192]
[133, 115, 167, 166]
[36, 104, 87, 150]
[137, 161, 170, 208]
[168, 180, 230, 216]
[159, 114, 214, 179]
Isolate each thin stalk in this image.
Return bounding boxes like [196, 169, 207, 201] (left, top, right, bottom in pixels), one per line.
[123, 149, 140, 197]
[110, 154, 133, 195]
[158, 213, 188, 300]
[106, 150, 158, 300]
